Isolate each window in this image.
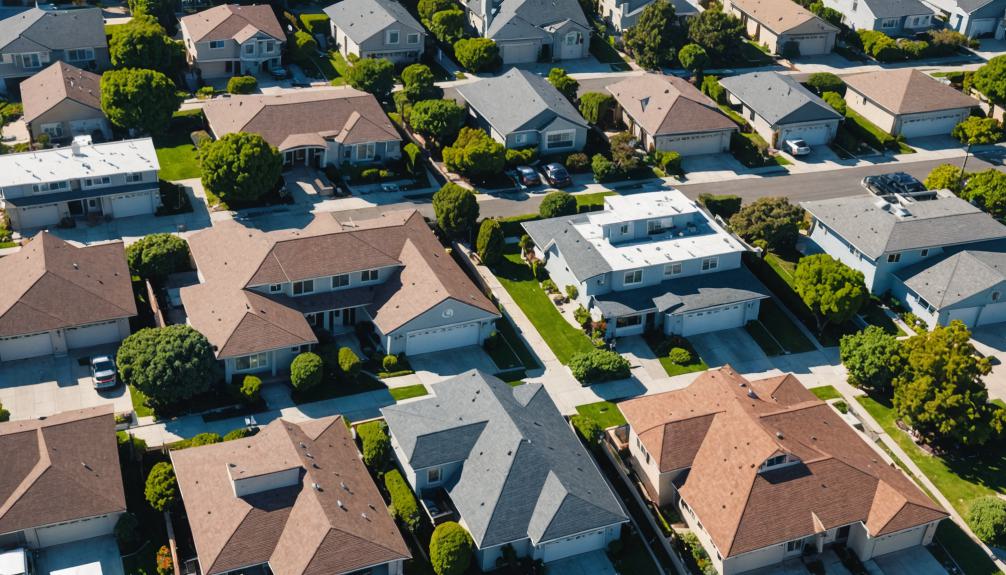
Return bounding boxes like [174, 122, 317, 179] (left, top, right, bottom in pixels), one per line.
[665, 263, 682, 276]
[407, 33, 420, 44]
[356, 142, 376, 161]
[887, 253, 901, 263]
[545, 130, 575, 150]
[786, 540, 802, 553]
[701, 257, 718, 271]
[994, 291, 1002, 302]
[764, 454, 787, 467]
[244, 43, 255, 55]
[427, 467, 441, 484]
[264, 41, 274, 53]
[514, 133, 529, 146]
[18, 53, 41, 69]
[564, 31, 580, 45]
[332, 274, 349, 288]
[851, 0, 857, 9]
[306, 312, 323, 326]
[269, 284, 283, 293]
[85, 176, 111, 187]
[32, 181, 67, 193]
[647, 220, 666, 235]
[386, 29, 400, 44]
[917, 295, 934, 312]
[616, 315, 641, 328]
[624, 270, 642, 285]
[209, 40, 225, 49]
[881, 17, 899, 28]
[293, 279, 315, 295]
[235, 352, 268, 371]
[125, 172, 143, 183]
[66, 48, 94, 62]
[361, 269, 379, 282]
[619, 224, 629, 235]
[920, 248, 929, 257]
[41, 123, 63, 138]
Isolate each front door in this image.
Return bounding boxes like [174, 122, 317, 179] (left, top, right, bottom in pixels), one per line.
[67, 200, 84, 216]
[87, 198, 103, 215]
[294, 149, 306, 164]
[343, 307, 356, 326]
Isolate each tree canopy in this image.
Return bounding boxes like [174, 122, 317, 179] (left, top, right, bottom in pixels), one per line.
[688, 7, 745, 62]
[429, 522, 473, 575]
[290, 352, 323, 391]
[623, 0, 679, 70]
[429, 9, 465, 44]
[728, 197, 804, 252]
[678, 43, 709, 75]
[578, 92, 614, 125]
[454, 38, 499, 72]
[346, 57, 395, 100]
[821, 91, 846, 115]
[442, 127, 506, 179]
[126, 233, 190, 282]
[969, 496, 1006, 544]
[432, 183, 479, 239]
[539, 191, 577, 218]
[128, 0, 179, 33]
[973, 55, 1006, 105]
[793, 254, 868, 333]
[101, 67, 181, 134]
[409, 99, 466, 144]
[961, 168, 1006, 218]
[547, 68, 579, 103]
[805, 72, 845, 96]
[952, 116, 1003, 145]
[200, 132, 282, 205]
[925, 163, 967, 193]
[118, 325, 219, 409]
[476, 218, 504, 265]
[839, 326, 902, 393]
[144, 462, 177, 511]
[401, 63, 438, 102]
[418, 0, 455, 21]
[109, 14, 184, 73]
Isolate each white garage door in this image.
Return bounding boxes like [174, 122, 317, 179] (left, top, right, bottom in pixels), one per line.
[542, 529, 606, 563]
[899, 112, 966, 139]
[18, 204, 61, 229]
[36, 514, 118, 547]
[970, 18, 998, 37]
[111, 191, 153, 218]
[794, 34, 828, 56]
[871, 525, 926, 557]
[405, 322, 480, 355]
[0, 332, 53, 361]
[502, 42, 538, 64]
[681, 304, 747, 336]
[660, 131, 729, 156]
[978, 302, 1006, 326]
[780, 123, 832, 146]
[66, 321, 121, 349]
[946, 306, 979, 328]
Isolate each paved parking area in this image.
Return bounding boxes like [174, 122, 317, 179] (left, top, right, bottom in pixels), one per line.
[410, 346, 500, 385]
[690, 328, 772, 373]
[969, 325, 1006, 403]
[546, 550, 616, 575]
[38, 536, 124, 575]
[869, 548, 947, 575]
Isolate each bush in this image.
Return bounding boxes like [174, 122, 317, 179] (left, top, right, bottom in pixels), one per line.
[382, 354, 400, 372]
[700, 75, 724, 103]
[566, 152, 589, 172]
[822, 91, 846, 116]
[226, 75, 257, 94]
[541, 278, 558, 293]
[291, 352, 324, 391]
[346, 57, 396, 100]
[653, 150, 682, 176]
[591, 153, 616, 182]
[569, 349, 630, 383]
[805, 72, 844, 96]
[118, 326, 218, 410]
[144, 462, 177, 511]
[187, 432, 222, 447]
[357, 420, 390, 469]
[476, 218, 504, 265]
[430, 522, 473, 575]
[196, 86, 215, 99]
[385, 469, 421, 532]
[292, 30, 318, 65]
[579, 92, 615, 125]
[0, 402, 10, 423]
[156, 545, 172, 575]
[565, 284, 579, 300]
[900, 39, 929, 59]
[969, 496, 1006, 544]
[697, 193, 742, 220]
[239, 375, 261, 404]
[115, 513, 141, 547]
[337, 346, 362, 379]
[126, 233, 190, 282]
[223, 427, 257, 441]
[574, 305, 591, 326]
[443, 128, 505, 180]
[668, 347, 692, 365]
[505, 147, 537, 167]
[403, 142, 422, 174]
[454, 38, 499, 72]
[571, 414, 603, 445]
[539, 191, 577, 218]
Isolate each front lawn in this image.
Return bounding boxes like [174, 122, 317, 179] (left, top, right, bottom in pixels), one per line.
[291, 375, 386, 404]
[810, 385, 842, 401]
[389, 384, 428, 401]
[643, 332, 708, 377]
[746, 320, 784, 356]
[154, 111, 203, 181]
[575, 190, 616, 211]
[129, 385, 155, 418]
[576, 400, 627, 428]
[755, 299, 816, 353]
[494, 316, 540, 370]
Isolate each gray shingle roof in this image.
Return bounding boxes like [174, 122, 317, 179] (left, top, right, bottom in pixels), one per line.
[522, 214, 610, 282]
[480, 0, 588, 40]
[324, 0, 422, 45]
[895, 249, 1006, 309]
[381, 371, 628, 549]
[719, 72, 842, 126]
[0, 7, 105, 52]
[592, 266, 771, 317]
[861, 0, 933, 18]
[457, 68, 588, 136]
[802, 194, 1006, 259]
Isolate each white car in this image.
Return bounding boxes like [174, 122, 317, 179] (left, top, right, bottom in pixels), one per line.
[90, 355, 118, 389]
[784, 139, 811, 156]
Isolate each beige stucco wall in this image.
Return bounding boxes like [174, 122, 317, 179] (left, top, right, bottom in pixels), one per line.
[845, 87, 898, 132]
[28, 99, 110, 141]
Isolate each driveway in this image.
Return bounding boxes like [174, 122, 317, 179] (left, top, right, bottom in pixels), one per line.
[969, 325, 1006, 403]
[546, 550, 616, 575]
[409, 346, 500, 385]
[38, 536, 124, 575]
[689, 328, 772, 373]
[680, 153, 761, 184]
[868, 548, 947, 575]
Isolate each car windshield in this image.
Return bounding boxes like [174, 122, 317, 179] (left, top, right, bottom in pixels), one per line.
[93, 359, 113, 372]
[793, 140, 807, 147]
[551, 167, 568, 176]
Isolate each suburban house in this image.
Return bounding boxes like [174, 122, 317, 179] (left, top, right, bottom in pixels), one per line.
[822, 0, 934, 35]
[0, 6, 108, 94]
[607, 73, 738, 156]
[0, 232, 136, 362]
[803, 190, 1006, 328]
[382, 370, 628, 570]
[171, 416, 411, 575]
[20, 61, 110, 143]
[600, 0, 702, 32]
[522, 190, 770, 339]
[0, 137, 161, 231]
[203, 88, 403, 167]
[720, 72, 843, 147]
[181, 210, 499, 379]
[455, 68, 589, 153]
[325, 0, 426, 64]
[921, 0, 1006, 37]
[842, 69, 979, 138]
[179, 4, 285, 80]
[620, 366, 948, 575]
[0, 407, 126, 550]
[464, 0, 591, 64]
[722, 0, 838, 55]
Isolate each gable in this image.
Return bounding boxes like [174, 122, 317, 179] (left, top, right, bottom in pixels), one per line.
[386, 298, 498, 336]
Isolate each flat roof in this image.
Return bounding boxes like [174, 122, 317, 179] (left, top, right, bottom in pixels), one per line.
[0, 138, 158, 186]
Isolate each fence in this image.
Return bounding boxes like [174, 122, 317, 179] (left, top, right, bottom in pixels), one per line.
[146, 279, 166, 328]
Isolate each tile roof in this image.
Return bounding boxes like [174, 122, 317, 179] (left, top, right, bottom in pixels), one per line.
[180, 4, 284, 43]
[591, 266, 770, 317]
[719, 72, 842, 126]
[728, 0, 837, 34]
[382, 370, 628, 549]
[171, 416, 410, 575]
[20, 62, 102, 124]
[843, 69, 979, 115]
[324, 0, 423, 45]
[203, 88, 400, 152]
[607, 74, 737, 137]
[0, 232, 136, 338]
[0, 406, 125, 536]
[456, 68, 588, 136]
[895, 249, 1006, 309]
[619, 367, 947, 557]
[0, 7, 106, 52]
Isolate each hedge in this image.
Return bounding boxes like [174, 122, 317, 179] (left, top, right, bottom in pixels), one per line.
[385, 469, 421, 532]
[845, 108, 898, 151]
[569, 349, 630, 383]
[697, 193, 742, 220]
[357, 420, 390, 470]
[226, 75, 257, 94]
[298, 13, 330, 35]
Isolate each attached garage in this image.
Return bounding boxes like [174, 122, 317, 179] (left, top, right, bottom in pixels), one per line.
[978, 302, 1006, 326]
[540, 529, 607, 563]
[779, 122, 833, 146]
[657, 131, 731, 156]
[680, 304, 747, 336]
[65, 321, 121, 349]
[33, 514, 119, 548]
[405, 322, 481, 355]
[501, 42, 538, 64]
[969, 18, 999, 37]
[946, 307, 980, 327]
[16, 204, 61, 229]
[786, 34, 829, 55]
[898, 110, 969, 138]
[110, 191, 155, 218]
[869, 524, 927, 558]
[0, 332, 54, 361]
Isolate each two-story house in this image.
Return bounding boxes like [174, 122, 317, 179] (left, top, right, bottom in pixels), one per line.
[181, 210, 500, 379]
[822, 0, 934, 35]
[522, 190, 770, 339]
[179, 4, 284, 80]
[921, 0, 1006, 37]
[20, 61, 111, 143]
[0, 137, 161, 231]
[803, 190, 1006, 329]
[382, 370, 628, 571]
[600, 0, 702, 32]
[0, 6, 108, 94]
[325, 0, 426, 64]
[464, 0, 591, 64]
[620, 366, 948, 575]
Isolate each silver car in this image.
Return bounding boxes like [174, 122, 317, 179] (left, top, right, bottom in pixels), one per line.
[90, 355, 117, 389]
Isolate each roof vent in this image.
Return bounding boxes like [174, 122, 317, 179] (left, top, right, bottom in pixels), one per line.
[776, 431, 784, 439]
[337, 499, 346, 510]
[312, 482, 322, 491]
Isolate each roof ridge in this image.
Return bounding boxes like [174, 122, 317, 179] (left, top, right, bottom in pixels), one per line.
[476, 433, 528, 544]
[224, 298, 311, 349]
[0, 427, 51, 522]
[636, 409, 721, 438]
[205, 505, 257, 575]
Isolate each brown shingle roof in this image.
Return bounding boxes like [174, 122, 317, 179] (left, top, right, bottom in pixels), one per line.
[171, 416, 411, 575]
[20, 62, 102, 124]
[728, 0, 837, 34]
[180, 4, 284, 43]
[203, 89, 400, 152]
[607, 74, 737, 137]
[843, 69, 979, 115]
[0, 406, 126, 536]
[0, 232, 136, 338]
[619, 367, 947, 557]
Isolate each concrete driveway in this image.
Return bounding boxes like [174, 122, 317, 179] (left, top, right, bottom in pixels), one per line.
[869, 548, 947, 575]
[689, 328, 772, 373]
[969, 325, 1006, 403]
[38, 536, 124, 575]
[409, 346, 501, 385]
[546, 550, 616, 575]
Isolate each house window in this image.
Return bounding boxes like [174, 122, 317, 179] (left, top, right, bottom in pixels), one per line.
[427, 467, 441, 484]
[18, 53, 41, 69]
[545, 129, 575, 150]
[32, 181, 67, 193]
[564, 31, 580, 45]
[125, 172, 143, 183]
[851, 0, 857, 9]
[619, 223, 629, 235]
[66, 48, 94, 62]
[887, 253, 901, 263]
[701, 257, 718, 271]
[356, 142, 376, 161]
[244, 43, 255, 55]
[332, 274, 349, 288]
[386, 30, 400, 44]
[647, 220, 666, 235]
[917, 295, 934, 312]
[41, 123, 63, 138]
[881, 17, 899, 28]
[361, 269, 379, 282]
[209, 40, 225, 49]
[264, 41, 274, 53]
[786, 540, 802, 553]
[514, 133, 530, 146]
[920, 248, 929, 257]
[764, 454, 787, 467]
[624, 270, 643, 285]
[665, 263, 682, 276]
[235, 352, 268, 371]
[616, 315, 641, 328]
[85, 176, 111, 187]
[293, 279, 315, 295]
[306, 312, 323, 326]
[994, 291, 1002, 302]
[269, 284, 283, 293]
[407, 33, 420, 44]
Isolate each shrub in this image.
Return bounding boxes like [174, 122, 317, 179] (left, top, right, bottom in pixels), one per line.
[566, 152, 589, 172]
[571, 414, 603, 445]
[505, 147, 537, 167]
[187, 432, 222, 447]
[476, 218, 504, 265]
[443, 128, 505, 179]
[668, 347, 692, 365]
[291, 352, 324, 391]
[700, 75, 724, 103]
[338, 347, 362, 378]
[223, 427, 257, 441]
[591, 153, 616, 182]
[969, 496, 1006, 544]
[578, 92, 615, 125]
[226, 75, 257, 94]
[382, 354, 400, 372]
[239, 375, 261, 404]
[403, 142, 422, 174]
[574, 305, 591, 326]
[385, 469, 421, 532]
[298, 13, 330, 34]
[539, 191, 576, 218]
[822, 91, 846, 115]
[430, 522, 473, 575]
[126, 233, 190, 282]
[697, 193, 742, 220]
[118, 326, 218, 410]
[653, 150, 682, 176]
[0, 402, 10, 423]
[565, 284, 579, 300]
[541, 279, 558, 293]
[569, 349, 630, 383]
[196, 86, 215, 99]
[900, 39, 929, 59]
[292, 30, 317, 65]
[190, 130, 211, 148]
[805, 72, 844, 96]
[144, 462, 177, 511]
[454, 37, 499, 72]
[357, 420, 390, 469]
[156, 546, 172, 575]
[115, 513, 141, 547]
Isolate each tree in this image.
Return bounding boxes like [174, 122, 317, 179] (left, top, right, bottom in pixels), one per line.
[101, 68, 181, 134]
[569, 349, 631, 383]
[547, 68, 579, 103]
[961, 169, 1006, 218]
[821, 91, 846, 116]
[227, 75, 258, 94]
[201, 132, 282, 205]
[794, 254, 868, 333]
[239, 375, 262, 404]
[609, 131, 640, 172]
[893, 321, 1004, 446]
[338, 347, 361, 379]
[118, 325, 218, 409]
[115, 514, 141, 547]
[688, 7, 745, 62]
[972, 55, 1006, 106]
[805, 72, 845, 96]
[442, 127, 506, 179]
[430, 9, 465, 44]
[454, 38, 498, 72]
[952, 116, 1003, 145]
[126, 233, 190, 282]
[357, 420, 390, 469]
[109, 14, 183, 73]
[409, 99, 466, 144]
[144, 462, 177, 511]
[476, 218, 504, 265]
[728, 197, 804, 252]
[429, 522, 473, 575]
[539, 191, 577, 218]
[346, 57, 395, 100]
[623, 0, 678, 70]
[291, 31, 317, 66]
[578, 92, 614, 125]
[925, 163, 967, 193]
[401, 63, 438, 102]
[432, 182, 479, 239]
[291, 352, 323, 391]
[128, 0, 179, 33]
[418, 0, 455, 21]
[969, 497, 1006, 544]
[0, 402, 10, 423]
[187, 432, 223, 447]
[839, 326, 902, 393]
[678, 43, 709, 76]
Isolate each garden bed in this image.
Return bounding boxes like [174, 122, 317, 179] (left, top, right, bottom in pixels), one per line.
[642, 332, 708, 377]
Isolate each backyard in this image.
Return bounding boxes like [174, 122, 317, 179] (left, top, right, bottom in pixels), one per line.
[576, 400, 626, 428]
[154, 110, 203, 181]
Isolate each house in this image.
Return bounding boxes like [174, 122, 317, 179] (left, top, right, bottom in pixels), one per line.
[0, 6, 108, 94]
[803, 190, 1006, 329]
[522, 190, 770, 339]
[722, 0, 838, 55]
[719, 72, 843, 147]
[325, 0, 426, 64]
[822, 0, 934, 35]
[181, 210, 499, 379]
[203, 88, 403, 167]
[382, 370, 628, 570]
[464, 0, 590, 64]
[600, 0, 702, 32]
[842, 69, 979, 138]
[0, 232, 135, 362]
[921, 0, 1006, 37]
[607, 73, 738, 156]
[20, 61, 110, 143]
[0, 406, 126, 549]
[180, 4, 284, 80]
[620, 367, 948, 575]
[171, 416, 411, 575]
[455, 68, 589, 153]
[0, 137, 161, 231]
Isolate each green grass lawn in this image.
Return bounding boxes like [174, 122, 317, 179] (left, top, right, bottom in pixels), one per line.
[845, 108, 915, 155]
[933, 520, 1000, 575]
[389, 384, 428, 401]
[576, 401, 627, 428]
[746, 320, 784, 356]
[643, 333, 708, 377]
[757, 299, 817, 353]
[129, 385, 155, 418]
[860, 299, 906, 336]
[609, 528, 661, 575]
[492, 245, 594, 364]
[765, 251, 798, 285]
[810, 385, 842, 401]
[154, 112, 203, 181]
[575, 190, 616, 210]
[588, 31, 632, 70]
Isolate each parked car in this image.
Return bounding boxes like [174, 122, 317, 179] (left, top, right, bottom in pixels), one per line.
[861, 172, 926, 196]
[90, 355, 117, 389]
[543, 163, 572, 188]
[784, 139, 811, 156]
[515, 165, 541, 187]
[270, 66, 289, 80]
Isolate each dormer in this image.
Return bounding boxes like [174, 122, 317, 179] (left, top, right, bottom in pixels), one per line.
[228, 462, 301, 497]
[759, 450, 799, 473]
